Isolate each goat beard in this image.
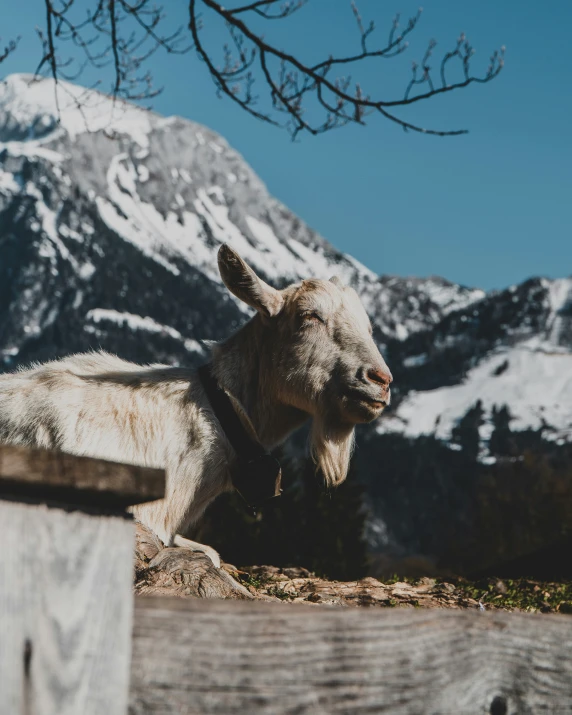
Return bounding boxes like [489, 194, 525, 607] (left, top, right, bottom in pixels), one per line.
[310, 415, 355, 488]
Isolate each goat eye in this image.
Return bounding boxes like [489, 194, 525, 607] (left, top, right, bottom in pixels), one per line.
[303, 312, 325, 325]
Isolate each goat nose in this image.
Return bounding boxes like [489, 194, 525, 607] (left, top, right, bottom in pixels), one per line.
[367, 366, 393, 386]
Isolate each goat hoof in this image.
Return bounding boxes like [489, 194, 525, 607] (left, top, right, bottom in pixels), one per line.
[173, 535, 221, 568]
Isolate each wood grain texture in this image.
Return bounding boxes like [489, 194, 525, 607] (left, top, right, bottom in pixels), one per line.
[130, 598, 572, 715]
[0, 499, 135, 715]
[0, 444, 164, 508]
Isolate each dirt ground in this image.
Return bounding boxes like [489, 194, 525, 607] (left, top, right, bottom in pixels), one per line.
[232, 564, 572, 613]
[133, 523, 572, 612]
[133, 522, 572, 612]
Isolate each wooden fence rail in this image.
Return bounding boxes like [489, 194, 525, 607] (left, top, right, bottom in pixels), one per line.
[1, 443, 572, 715]
[130, 598, 572, 715]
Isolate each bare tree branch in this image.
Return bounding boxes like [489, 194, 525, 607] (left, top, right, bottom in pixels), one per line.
[34, 0, 192, 103]
[229, 0, 307, 20]
[0, 36, 20, 65]
[24, 1, 505, 138]
[189, 0, 276, 125]
[192, 0, 505, 138]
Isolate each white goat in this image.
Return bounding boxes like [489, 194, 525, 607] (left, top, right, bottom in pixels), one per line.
[0, 245, 392, 566]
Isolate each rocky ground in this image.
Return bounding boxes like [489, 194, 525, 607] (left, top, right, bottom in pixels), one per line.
[234, 565, 481, 609]
[133, 524, 572, 613]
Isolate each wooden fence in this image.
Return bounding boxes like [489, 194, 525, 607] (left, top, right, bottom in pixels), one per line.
[1, 443, 572, 715]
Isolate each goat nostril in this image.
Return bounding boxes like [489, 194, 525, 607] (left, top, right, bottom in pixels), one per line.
[367, 367, 393, 386]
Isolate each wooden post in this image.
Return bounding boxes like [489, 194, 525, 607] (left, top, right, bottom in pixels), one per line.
[0, 444, 164, 715]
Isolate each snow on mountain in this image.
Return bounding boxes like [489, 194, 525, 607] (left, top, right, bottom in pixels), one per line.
[85, 308, 203, 354]
[382, 277, 572, 445]
[0, 73, 482, 368]
[0, 72, 154, 145]
[373, 275, 485, 341]
[545, 278, 572, 347]
[381, 340, 572, 442]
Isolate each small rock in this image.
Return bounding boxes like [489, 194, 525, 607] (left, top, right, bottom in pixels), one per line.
[358, 577, 383, 588]
[494, 580, 507, 595]
[306, 592, 322, 603]
[438, 582, 456, 594]
[417, 577, 436, 587]
[245, 565, 281, 579]
[279, 581, 299, 596]
[283, 566, 313, 579]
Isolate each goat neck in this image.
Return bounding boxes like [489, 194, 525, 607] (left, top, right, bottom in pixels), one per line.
[210, 316, 307, 449]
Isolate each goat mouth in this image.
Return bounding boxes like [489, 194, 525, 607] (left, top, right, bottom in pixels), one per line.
[362, 398, 387, 410]
[345, 389, 388, 411]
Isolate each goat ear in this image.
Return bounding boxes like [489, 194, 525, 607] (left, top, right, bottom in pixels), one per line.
[218, 244, 284, 318]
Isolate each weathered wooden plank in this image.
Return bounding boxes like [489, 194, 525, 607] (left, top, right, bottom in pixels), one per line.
[130, 598, 572, 714]
[0, 499, 135, 715]
[0, 444, 164, 508]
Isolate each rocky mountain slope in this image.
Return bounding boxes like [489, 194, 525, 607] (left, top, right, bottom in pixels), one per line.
[0, 73, 482, 372]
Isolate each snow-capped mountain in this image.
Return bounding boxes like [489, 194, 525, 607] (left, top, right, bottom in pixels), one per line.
[1, 73, 571, 571]
[0, 73, 483, 372]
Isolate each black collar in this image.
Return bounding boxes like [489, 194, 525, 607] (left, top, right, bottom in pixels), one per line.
[197, 363, 282, 509]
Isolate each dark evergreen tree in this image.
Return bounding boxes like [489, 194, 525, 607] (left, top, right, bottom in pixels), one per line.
[450, 400, 485, 461]
[489, 404, 513, 457]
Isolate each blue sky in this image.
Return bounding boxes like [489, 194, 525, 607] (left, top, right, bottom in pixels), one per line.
[1, 0, 571, 290]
